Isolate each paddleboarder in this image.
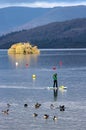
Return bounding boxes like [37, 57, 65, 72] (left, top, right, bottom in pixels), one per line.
[53, 73, 58, 88]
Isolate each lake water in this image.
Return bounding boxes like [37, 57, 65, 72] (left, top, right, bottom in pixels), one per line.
[0, 49, 86, 130]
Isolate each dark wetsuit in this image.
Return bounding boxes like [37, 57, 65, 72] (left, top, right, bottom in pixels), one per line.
[53, 73, 58, 88]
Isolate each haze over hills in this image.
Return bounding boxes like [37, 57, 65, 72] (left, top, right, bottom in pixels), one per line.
[0, 7, 50, 35]
[19, 5, 86, 30]
[0, 5, 86, 35]
[0, 18, 86, 49]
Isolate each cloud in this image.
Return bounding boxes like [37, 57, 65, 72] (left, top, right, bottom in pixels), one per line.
[0, 1, 86, 8]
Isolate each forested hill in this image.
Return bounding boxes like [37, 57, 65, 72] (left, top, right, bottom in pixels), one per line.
[0, 18, 86, 49]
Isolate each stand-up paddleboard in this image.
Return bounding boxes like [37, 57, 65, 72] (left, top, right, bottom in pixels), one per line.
[47, 86, 67, 90]
[47, 87, 58, 90]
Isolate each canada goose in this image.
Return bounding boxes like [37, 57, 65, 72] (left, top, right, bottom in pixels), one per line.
[53, 116, 57, 121]
[2, 109, 9, 114]
[50, 104, 54, 109]
[33, 113, 38, 117]
[24, 104, 28, 107]
[44, 114, 49, 119]
[35, 103, 41, 108]
[59, 105, 65, 111]
[7, 103, 11, 107]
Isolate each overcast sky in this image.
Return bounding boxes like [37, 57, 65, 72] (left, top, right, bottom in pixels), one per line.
[0, 0, 86, 8]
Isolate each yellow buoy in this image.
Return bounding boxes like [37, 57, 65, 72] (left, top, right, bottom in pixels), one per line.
[32, 74, 36, 79]
[60, 86, 64, 89]
[59, 86, 67, 89]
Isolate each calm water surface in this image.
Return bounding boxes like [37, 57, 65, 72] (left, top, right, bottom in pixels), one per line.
[0, 49, 86, 130]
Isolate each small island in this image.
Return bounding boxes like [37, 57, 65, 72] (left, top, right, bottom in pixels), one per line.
[8, 42, 40, 54]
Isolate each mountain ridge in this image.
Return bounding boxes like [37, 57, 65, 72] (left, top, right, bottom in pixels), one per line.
[0, 5, 86, 35]
[0, 18, 86, 49]
[20, 5, 86, 30]
[0, 6, 50, 35]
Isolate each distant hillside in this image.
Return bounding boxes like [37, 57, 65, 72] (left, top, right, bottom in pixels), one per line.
[0, 6, 86, 35]
[0, 7, 50, 35]
[20, 5, 86, 30]
[0, 18, 86, 49]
